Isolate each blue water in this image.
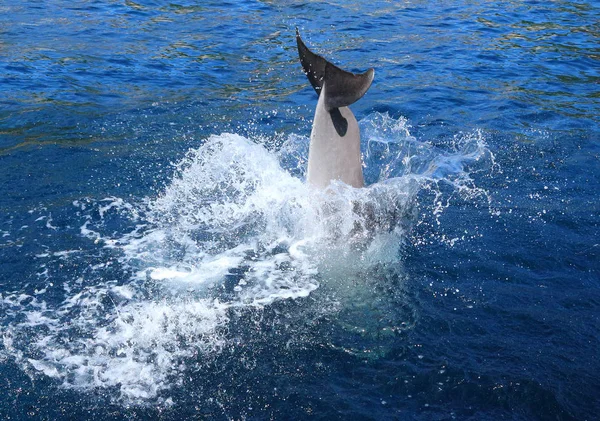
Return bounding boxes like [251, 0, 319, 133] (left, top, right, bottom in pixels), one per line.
[1, 1, 599, 420]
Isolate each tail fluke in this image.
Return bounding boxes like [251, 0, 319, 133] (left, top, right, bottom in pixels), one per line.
[296, 29, 374, 111]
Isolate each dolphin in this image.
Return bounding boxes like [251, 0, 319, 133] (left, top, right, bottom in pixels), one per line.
[296, 29, 374, 189]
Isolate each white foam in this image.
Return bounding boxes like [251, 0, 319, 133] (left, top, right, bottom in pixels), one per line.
[0, 119, 495, 404]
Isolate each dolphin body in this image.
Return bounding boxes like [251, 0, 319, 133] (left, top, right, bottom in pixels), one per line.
[296, 30, 374, 189]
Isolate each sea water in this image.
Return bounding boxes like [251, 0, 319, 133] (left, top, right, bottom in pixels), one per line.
[0, 1, 598, 420]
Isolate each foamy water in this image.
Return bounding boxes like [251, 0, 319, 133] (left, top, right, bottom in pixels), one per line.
[0, 114, 493, 403]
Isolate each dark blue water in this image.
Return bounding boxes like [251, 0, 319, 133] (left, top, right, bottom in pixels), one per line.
[1, 1, 599, 420]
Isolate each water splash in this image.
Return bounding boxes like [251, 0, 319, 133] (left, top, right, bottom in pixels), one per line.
[0, 113, 495, 403]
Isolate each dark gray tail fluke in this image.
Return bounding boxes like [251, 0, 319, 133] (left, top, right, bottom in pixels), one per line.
[296, 28, 374, 111]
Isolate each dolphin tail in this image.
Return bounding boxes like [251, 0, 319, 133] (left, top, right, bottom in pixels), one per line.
[296, 28, 374, 111]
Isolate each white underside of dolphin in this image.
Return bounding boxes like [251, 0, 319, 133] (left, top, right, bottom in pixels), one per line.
[296, 30, 374, 190]
[307, 84, 364, 188]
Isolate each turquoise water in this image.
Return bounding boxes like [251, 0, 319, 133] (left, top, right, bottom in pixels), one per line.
[1, 1, 599, 420]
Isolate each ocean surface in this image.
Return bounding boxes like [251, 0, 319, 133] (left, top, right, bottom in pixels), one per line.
[1, 1, 599, 420]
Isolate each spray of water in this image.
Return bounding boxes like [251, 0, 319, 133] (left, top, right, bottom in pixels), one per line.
[0, 113, 495, 403]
